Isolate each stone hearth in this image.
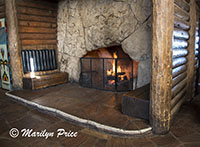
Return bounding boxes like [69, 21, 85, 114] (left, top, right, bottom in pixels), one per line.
[57, 0, 152, 88]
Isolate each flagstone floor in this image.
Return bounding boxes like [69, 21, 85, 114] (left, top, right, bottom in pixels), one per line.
[9, 83, 150, 131]
[0, 84, 200, 146]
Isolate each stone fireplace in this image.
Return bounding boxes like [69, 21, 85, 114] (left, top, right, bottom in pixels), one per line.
[57, 0, 152, 89]
[80, 46, 136, 91]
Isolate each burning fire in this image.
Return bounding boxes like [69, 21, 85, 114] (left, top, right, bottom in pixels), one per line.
[107, 52, 122, 76]
[106, 52, 127, 85]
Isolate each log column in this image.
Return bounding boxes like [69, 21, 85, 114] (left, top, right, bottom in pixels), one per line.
[5, 0, 23, 89]
[186, 0, 197, 99]
[150, 0, 174, 134]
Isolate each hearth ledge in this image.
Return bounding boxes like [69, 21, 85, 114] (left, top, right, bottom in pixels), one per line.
[5, 91, 152, 137]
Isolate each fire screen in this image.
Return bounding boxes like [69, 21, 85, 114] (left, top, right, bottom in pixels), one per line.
[80, 57, 134, 92]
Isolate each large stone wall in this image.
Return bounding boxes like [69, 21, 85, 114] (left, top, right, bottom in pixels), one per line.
[57, 0, 152, 88]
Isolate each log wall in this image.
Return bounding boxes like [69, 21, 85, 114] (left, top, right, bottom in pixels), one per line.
[15, 0, 57, 50]
[0, 0, 5, 19]
[171, 0, 191, 117]
[194, 6, 200, 95]
[186, 0, 197, 100]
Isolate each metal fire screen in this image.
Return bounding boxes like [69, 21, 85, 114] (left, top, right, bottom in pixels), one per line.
[80, 57, 134, 92]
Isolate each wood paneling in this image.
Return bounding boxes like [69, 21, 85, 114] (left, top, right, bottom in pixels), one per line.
[17, 0, 57, 11]
[0, 0, 5, 19]
[20, 33, 56, 40]
[174, 16, 190, 30]
[21, 40, 56, 45]
[175, 0, 190, 12]
[16, 0, 58, 50]
[171, 0, 192, 118]
[171, 0, 199, 118]
[186, 0, 197, 99]
[19, 27, 56, 33]
[175, 4, 190, 22]
[18, 14, 56, 23]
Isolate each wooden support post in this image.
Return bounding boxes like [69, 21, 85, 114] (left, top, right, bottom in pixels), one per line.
[150, 0, 174, 134]
[186, 0, 197, 99]
[5, 0, 23, 89]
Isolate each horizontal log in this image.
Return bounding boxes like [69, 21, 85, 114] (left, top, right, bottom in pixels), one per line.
[0, 5, 5, 13]
[173, 57, 187, 68]
[195, 36, 199, 44]
[0, 0, 5, 6]
[21, 39, 57, 45]
[195, 43, 199, 50]
[17, 6, 57, 17]
[173, 39, 188, 49]
[22, 44, 57, 50]
[171, 78, 187, 98]
[18, 14, 57, 23]
[194, 64, 198, 71]
[0, 12, 5, 18]
[172, 71, 187, 87]
[19, 21, 57, 28]
[171, 86, 186, 109]
[194, 76, 197, 85]
[173, 28, 189, 40]
[194, 57, 198, 65]
[16, 0, 57, 11]
[195, 50, 199, 57]
[174, 4, 190, 22]
[173, 48, 188, 58]
[172, 65, 187, 78]
[23, 72, 68, 90]
[174, 16, 190, 30]
[171, 94, 186, 118]
[20, 33, 57, 40]
[19, 27, 56, 33]
[196, 30, 199, 36]
[175, 0, 190, 12]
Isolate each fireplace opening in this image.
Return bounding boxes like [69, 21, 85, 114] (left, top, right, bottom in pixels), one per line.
[80, 45, 138, 92]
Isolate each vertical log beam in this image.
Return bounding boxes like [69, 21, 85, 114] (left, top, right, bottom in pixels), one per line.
[186, 0, 197, 99]
[150, 0, 174, 134]
[5, 0, 23, 89]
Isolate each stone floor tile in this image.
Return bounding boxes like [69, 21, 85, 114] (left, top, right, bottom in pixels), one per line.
[108, 137, 133, 147]
[183, 142, 200, 147]
[1, 85, 200, 146]
[179, 133, 200, 143]
[150, 133, 180, 146]
[94, 139, 108, 147]
[0, 138, 23, 147]
[131, 138, 155, 147]
[59, 132, 89, 146]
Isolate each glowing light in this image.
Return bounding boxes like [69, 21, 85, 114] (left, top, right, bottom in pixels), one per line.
[30, 58, 35, 78]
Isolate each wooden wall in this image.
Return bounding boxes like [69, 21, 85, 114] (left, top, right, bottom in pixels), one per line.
[0, 0, 5, 19]
[194, 6, 200, 95]
[171, 0, 191, 117]
[15, 0, 58, 50]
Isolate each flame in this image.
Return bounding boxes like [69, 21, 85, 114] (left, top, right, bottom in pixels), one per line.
[107, 52, 121, 76]
[106, 52, 126, 84]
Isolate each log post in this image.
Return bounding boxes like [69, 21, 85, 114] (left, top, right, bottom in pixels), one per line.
[186, 0, 197, 99]
[5, 0, 23, 89]
[150, 0, 174, 134]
